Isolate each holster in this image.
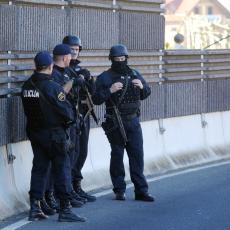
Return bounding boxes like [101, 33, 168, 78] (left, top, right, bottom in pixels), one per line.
[101, 118, 124, 146]
[50, 127, 72, 154]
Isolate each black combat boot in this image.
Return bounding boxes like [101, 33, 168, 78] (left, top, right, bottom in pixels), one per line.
[45, 191, 59, 211]
[73, 181, 96, 202]
[115, 192, 126, 201]
[40, 197, 56, 215]
[69, 191, 84, 208]
[58, 199, 86, 222]
[135, 193, 155, 202]
[71, 190, 87, 204]
[28, 198, 48, 221]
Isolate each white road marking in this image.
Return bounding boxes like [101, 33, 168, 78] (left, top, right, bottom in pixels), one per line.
[1, 218, 31, 230]
[94, 160, 230, 197]
[3, 159, 230, 230]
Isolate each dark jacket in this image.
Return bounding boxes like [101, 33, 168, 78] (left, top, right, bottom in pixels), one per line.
[93, 67, 151, 115]
[21, 71, 74, 132]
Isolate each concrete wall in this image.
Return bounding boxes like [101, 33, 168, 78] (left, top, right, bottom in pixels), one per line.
[1, 110, 230, 220]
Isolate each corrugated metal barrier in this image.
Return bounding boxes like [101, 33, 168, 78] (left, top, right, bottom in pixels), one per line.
[1, 50, 230, 144]
[0, 0, 164, 51]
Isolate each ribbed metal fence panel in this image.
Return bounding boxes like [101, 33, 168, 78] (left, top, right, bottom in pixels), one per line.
[0, 5, 18, 51]
[163, 50, 203, 80]
[207, 79, 230, 113]
[140, 82, 164, 121]
[10, 97, 27, 142]
[119, 12, 165, 50]
[165, 81, 206, 118]
[2, 79, 230, 145]
[70, 8, 119, 50]
[0, 98, 9, 145]
[0, 3, 164, 51]
[204, 50, 230, 79]
[3, 49, 230, 145]
[90, 104, 105, 129]
[90, 82, 164, 129]
[0, 97, 27, 146]
[18, 6, 68, 51]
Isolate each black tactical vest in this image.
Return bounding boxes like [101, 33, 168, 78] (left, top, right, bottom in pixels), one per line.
[111, 70, 141, 115]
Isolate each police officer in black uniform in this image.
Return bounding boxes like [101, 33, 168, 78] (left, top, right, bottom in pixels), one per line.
[21, 51, 86, 222]
[49, 44, 86, 207]
[93, 44, 154, 202]
[62, 35, 96, 202]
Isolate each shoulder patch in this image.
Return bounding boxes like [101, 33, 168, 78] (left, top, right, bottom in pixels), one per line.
[58, 92, 66, 101]
[64, 74, 70, 80]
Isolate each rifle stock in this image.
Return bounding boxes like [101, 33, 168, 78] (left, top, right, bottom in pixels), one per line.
[83, 87, 99, 125]
[112, 105, 128, 144]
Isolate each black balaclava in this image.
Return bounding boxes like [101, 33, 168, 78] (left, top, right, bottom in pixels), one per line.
[70, 59, 80, 67]
[111, 58, 129, 74]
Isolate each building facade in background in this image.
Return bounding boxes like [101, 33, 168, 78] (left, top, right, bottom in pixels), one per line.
[164, 0, 230, 49]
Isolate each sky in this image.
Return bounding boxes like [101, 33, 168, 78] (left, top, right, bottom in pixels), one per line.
[218, 0, 230, 10]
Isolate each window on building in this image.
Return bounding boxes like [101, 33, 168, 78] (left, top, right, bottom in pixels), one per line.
[194, 6, 200, 14]
[207, 6, 213, 15]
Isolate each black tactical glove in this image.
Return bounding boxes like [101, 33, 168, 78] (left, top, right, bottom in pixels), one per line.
[73, 76, 85, 88]
[77, 69, 91, 81]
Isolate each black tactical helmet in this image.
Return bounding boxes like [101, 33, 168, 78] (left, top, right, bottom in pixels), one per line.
[109, 44, 128, 59]
[62, 35, 82, 51]
[174, 33, 184, 44]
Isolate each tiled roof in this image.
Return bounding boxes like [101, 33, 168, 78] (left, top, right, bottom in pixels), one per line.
[165, 0, 183, 13]
[165, 0, 230, 14]
[176, 0, 200, 14]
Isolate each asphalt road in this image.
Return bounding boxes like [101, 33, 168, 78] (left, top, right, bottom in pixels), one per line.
[2, 161, 230, 230]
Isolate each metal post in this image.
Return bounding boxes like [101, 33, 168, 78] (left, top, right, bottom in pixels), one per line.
[61, 0, 65, 10]
[112, 0, 116, 13]
[158, 49, 163, 85]
[158, 50, 166, 134]
[6, 144, 16, 165]
[200, 50, 207, 128]
[7, 51, 12, 97]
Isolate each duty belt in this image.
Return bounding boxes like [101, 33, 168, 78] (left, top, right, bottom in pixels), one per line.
[29, 125, 65, 131]
[121, 113, 138, 120]
[105, 112, 137, 121]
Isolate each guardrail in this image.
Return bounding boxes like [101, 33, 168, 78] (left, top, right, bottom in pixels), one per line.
[163, 49, 230, 81]
[0, 50, 162, 96]
[1, 49, 230, 96]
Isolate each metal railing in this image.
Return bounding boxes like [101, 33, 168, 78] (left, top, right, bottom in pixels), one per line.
[0, 49, 230, 96]
[1, 49, 230, 145]
[10, 0, 164, 13]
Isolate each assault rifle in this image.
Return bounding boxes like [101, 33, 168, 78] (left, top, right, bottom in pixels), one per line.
[81, 84, 99, 125]
[67, 67, 99, 125]
[111, 102, 128, 145]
